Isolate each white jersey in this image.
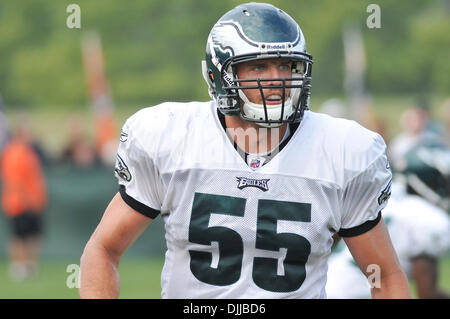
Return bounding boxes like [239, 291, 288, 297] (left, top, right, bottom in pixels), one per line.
[114, 101, 392, 299]
[326, 182, 450, 299]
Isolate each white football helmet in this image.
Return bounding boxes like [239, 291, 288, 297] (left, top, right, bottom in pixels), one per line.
[202, 2, 313, 127]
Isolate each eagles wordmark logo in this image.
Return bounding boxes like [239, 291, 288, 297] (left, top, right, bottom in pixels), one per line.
[236, 177, 270, 192]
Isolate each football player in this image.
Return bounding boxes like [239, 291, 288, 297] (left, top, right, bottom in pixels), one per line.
[79, 2, 410, 298]
[326, 143, 450, 298]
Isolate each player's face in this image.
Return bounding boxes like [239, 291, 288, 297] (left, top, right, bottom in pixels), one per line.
[236, 58, 292, 105]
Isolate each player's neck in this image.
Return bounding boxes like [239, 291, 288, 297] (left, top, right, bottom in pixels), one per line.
[224, 115, 288, 154]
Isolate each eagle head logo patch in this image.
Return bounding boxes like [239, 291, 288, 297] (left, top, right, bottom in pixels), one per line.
[378, 179, 392, 205]
[115, 154, 132, 182]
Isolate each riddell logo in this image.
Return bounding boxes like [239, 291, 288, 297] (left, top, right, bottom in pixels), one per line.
[265, 43, 287, 50]
[223, 72, 233, 86]
[236, 177, 270, 192]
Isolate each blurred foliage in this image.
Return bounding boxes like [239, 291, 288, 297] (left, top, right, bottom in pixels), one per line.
[0, 0, 449, 109]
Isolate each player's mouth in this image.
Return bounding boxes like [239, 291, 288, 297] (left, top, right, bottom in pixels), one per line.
[264, 94, 283, 105]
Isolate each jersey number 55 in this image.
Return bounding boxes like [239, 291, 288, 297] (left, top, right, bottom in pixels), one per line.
[189, 192, 312, 293]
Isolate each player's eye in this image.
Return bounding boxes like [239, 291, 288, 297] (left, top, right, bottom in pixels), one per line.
[252, 64, 266, 71]
[279, 63, 291, 71]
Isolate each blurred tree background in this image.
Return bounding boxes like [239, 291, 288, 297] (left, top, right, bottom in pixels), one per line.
[0, 0, 448, 110]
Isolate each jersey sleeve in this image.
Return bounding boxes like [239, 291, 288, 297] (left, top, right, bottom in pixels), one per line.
[338, 133, 392, 237]
[114, 112, 163, 219]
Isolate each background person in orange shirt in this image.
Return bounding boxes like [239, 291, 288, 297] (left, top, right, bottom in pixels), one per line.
[0, 118, 47, 281]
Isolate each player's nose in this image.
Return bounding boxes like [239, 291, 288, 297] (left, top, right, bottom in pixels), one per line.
[262, 65, 283, 87]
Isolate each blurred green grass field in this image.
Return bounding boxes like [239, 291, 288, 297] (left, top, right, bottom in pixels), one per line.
[0, 258, 164, 299]
[1, 255, 450, 299]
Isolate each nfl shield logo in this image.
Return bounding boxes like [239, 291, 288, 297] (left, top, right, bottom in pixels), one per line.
[250, 158, 261, 169]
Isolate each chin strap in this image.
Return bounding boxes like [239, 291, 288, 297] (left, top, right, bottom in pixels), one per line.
[238, 90, 293, 127]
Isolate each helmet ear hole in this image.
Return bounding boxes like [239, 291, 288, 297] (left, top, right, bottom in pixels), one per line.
[202, 60, 211, 85]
